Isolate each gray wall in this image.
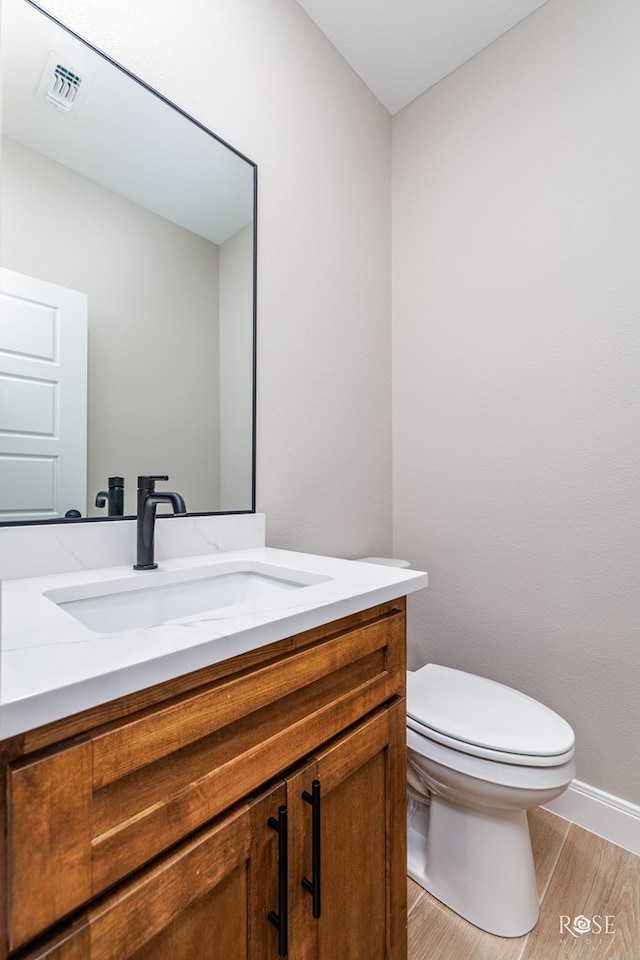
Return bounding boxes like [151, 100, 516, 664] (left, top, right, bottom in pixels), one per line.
[392, 0, 640, 805]
[219, 223, 254, 512]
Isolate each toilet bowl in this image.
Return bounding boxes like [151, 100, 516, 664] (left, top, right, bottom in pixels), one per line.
[406, 664, 575, 938]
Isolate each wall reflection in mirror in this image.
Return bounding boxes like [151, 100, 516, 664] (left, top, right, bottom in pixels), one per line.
[0, 0, 257, 523]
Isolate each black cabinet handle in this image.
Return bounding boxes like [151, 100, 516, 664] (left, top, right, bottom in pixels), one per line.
[268, 805, 289, 956]
[301, 779, 322, 918]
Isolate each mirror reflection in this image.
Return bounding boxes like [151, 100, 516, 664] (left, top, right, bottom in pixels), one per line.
[0, 0, 257, 523]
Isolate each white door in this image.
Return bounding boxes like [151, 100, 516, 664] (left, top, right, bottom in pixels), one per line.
[0, 268, 88, 521]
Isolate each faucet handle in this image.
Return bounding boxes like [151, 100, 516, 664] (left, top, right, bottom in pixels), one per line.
[138, 475, 169, 493]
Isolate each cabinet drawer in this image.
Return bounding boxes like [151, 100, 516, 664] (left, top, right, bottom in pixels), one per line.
[7, 605, 405, 950]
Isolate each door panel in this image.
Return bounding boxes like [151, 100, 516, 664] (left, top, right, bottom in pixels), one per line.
[0, 267, 87, 520]
[129, 867, 248, 960]
[287, 701, 407, 960]
[318, 751, 387, 960]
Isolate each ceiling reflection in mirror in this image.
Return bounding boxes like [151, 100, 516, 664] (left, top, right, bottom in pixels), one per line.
[0, 0, 257, 524]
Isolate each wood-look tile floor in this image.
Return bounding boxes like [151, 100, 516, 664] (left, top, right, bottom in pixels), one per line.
[407, 808, 640, 960]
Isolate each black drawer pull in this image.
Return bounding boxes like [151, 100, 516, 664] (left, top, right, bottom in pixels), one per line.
[268, 805, 289, 956]
[302, 779, 321, 918]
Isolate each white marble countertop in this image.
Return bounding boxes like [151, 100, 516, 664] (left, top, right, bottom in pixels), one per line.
[0, 548, 427, 739]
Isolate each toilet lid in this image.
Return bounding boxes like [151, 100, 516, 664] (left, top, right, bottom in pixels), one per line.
[407, 664, 575, 758]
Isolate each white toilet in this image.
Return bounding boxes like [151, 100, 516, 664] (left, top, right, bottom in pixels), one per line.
[406, 664, 575, 938]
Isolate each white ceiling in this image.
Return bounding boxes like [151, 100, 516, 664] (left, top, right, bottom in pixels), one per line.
[294, 0, 550, 114]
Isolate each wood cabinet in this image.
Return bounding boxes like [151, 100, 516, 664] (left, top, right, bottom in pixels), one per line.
[0, 600, 407, 959]
[285, 703, 406, 960]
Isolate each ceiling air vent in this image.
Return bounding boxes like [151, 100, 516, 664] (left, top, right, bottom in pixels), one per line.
[36, 52, 88, 115]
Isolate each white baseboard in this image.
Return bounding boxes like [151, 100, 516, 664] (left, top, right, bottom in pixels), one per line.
[543, 779, 640, 856]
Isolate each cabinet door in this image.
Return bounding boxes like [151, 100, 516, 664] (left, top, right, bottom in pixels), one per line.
[249, 782, 289, 960]
[20, 798, 278, 960]
[287, 700, 407, 960]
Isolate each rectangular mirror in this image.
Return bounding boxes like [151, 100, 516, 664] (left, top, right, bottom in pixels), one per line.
[0, 0, 257, 523]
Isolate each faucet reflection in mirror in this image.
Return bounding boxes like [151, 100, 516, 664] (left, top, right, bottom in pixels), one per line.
[0, 0, 257, 523]
[95, 477, 125, 517]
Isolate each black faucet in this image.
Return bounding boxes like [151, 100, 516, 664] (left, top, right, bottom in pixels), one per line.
[95, 476, 125, 516]
[134, 475, 187, 570]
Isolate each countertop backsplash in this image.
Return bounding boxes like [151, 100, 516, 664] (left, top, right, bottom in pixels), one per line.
[0, 514, 266, 581]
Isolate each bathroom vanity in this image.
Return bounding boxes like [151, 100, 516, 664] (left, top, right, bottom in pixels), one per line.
[0, 545, 427, 959]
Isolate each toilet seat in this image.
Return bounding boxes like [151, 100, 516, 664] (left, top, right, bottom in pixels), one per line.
[407, 715, 575, 767]
[407, 664, 575, 767]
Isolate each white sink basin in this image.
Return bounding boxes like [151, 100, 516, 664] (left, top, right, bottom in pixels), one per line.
[44, 561, 330, 634]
